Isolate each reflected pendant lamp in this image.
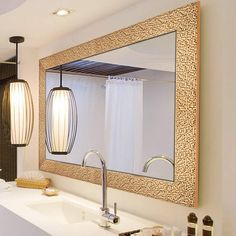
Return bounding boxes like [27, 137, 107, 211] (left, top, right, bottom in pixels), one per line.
[9, 36, 34, 146]
[46, 66, 78, 155]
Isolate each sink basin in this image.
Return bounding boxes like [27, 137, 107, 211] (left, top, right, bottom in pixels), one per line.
[27, 199, 98, 224]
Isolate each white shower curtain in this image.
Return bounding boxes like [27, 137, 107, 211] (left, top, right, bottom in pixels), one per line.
[105, 76, 143, 173]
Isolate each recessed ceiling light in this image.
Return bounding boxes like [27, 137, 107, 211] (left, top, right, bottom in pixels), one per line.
[53, 9, 72, 16]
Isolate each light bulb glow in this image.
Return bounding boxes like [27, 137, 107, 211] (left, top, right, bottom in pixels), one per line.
[53, 9, 71, 16]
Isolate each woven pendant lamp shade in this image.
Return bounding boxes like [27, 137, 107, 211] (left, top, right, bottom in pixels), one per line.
[46, 67, 77, 154]
[10, 79, 34, 146]
[9, 36, 34, 146]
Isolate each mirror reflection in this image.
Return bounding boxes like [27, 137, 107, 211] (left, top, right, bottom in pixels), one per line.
[45, 32, 176, 181]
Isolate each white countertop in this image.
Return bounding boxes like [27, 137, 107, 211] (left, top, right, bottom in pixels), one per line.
[0, 183, 161, 236]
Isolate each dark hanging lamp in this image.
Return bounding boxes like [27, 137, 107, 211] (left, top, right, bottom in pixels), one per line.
[46, 65, 78, 155]
[9, 36, 34, 146]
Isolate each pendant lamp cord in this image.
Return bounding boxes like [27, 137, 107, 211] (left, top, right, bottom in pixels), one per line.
[60, 65, 63, 87]
[16, 42, 18, 80]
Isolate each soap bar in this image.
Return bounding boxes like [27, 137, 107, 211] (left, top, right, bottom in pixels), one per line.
[42, 187, 59, 196]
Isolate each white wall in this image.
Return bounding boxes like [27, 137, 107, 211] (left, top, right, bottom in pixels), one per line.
[17, 47, 39, 176]
[222, 0, 236, 235]
[18, 0, 236, 235]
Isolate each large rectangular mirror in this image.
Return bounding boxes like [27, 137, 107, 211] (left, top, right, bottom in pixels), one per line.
[39, 2, 200, 207]
[46, 32, 176, 181]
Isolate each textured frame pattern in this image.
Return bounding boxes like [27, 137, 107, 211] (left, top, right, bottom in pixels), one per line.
[39, 2, 200, 207]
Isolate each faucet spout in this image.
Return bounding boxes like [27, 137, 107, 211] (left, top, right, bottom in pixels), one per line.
[82, 150, 108, 211]
[82, 150, 120, 228]
[143, 155, 174, 173]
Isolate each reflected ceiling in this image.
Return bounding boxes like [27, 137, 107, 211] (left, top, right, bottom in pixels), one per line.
[50, 60, 143, 76]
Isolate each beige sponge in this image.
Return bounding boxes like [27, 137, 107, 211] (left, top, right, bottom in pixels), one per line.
[15, 178, 51, 189]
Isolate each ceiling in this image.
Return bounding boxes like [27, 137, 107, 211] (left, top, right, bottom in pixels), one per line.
[0, 0, 25, 15]
[0, 0, 141, 61]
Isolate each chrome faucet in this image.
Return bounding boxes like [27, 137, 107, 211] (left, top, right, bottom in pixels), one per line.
[143, 155, 174, 173]
[82, 150, 120, 228]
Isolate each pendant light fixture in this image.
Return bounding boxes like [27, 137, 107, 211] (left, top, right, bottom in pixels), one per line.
[9, 36, 34, 146]
[46, 65, 78, 155]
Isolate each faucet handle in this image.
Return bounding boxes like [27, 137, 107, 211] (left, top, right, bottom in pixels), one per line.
[114, 202, 117, 216]
[102, 202, 120, 225]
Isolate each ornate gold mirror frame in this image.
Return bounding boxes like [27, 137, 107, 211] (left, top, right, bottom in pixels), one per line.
[39, 2, 200, 207]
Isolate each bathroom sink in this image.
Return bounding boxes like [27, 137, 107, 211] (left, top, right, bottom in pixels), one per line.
[27, 199, 98, 224]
